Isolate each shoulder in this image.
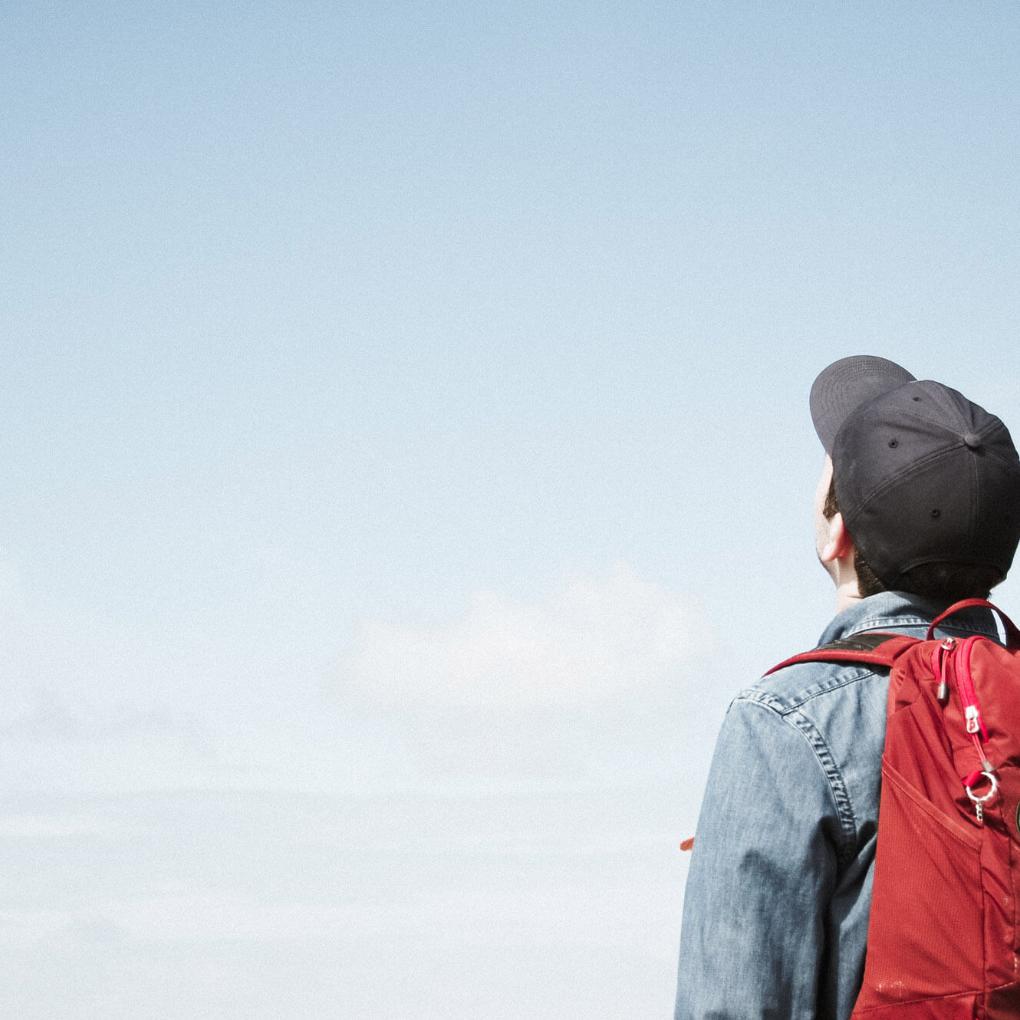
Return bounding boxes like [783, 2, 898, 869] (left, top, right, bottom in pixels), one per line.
[738, 656, 889, 717]
[743, 610, 942, 715]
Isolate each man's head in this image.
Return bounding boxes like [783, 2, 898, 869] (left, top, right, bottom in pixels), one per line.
[810, 356, 1020, 602]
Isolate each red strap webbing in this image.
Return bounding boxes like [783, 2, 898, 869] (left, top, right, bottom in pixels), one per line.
[926, 597, 1020, 646]
[765, 632, 919, 677]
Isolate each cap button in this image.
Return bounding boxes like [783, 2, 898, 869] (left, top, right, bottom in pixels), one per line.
[963, 432, 983, 450]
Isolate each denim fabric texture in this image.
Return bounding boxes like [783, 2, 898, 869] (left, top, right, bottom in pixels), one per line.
[674, 590, 1000, 1020]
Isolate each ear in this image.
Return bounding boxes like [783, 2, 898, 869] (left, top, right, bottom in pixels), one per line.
[819, 511, 854, 564]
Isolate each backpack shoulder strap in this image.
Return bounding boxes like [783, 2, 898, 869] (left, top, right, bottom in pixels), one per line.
[765, 631, 920, 677]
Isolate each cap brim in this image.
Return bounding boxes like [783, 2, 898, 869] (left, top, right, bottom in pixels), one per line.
[810, 355, 916, 453]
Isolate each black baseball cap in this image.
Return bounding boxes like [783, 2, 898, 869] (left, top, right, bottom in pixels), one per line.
[810, 355, 916, 453]
[810, 357, 1020, 589]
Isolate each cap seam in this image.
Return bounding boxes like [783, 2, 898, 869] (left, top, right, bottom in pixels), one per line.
[835, 407, 1003, 462]
[839, 440, 967, 515]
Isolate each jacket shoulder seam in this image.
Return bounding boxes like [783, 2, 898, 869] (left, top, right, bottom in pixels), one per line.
[734, 693, 858, 862]
[750, 662, 884, 713]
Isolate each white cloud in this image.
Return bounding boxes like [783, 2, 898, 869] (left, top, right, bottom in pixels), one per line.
[342, 565, 700, 708]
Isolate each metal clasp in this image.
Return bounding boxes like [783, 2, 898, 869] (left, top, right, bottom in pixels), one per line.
[966, 770, 998, 824]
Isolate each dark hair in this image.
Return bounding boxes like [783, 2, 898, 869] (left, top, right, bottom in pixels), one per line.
[823, 476, 1000, 601]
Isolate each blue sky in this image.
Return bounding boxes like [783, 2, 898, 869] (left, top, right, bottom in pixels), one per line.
[4, 3, 1020, 1016]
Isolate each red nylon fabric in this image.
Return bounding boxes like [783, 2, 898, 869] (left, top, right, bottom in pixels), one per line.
[850, 636, 1020, 1017]
[768, 599, 1020, 1017]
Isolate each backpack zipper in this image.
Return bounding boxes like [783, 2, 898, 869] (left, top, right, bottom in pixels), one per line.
[955, 636, 990, 741]
[942, 635, 998, 822]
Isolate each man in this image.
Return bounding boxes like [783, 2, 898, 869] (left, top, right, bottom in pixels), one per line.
[674, 356, 1020, 1019]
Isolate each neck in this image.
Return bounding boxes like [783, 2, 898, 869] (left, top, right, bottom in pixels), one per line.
[830, 554, 862, 613]
[834, 578, 863, 613]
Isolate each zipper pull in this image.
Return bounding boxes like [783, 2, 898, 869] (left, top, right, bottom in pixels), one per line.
[965, 705, 981, 734]
[936, 639, 955, 704]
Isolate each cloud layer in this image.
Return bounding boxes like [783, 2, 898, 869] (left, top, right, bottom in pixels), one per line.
[343, 565, 697, 708]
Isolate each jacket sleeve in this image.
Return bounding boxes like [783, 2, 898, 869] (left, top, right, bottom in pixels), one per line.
[674, 695, 842, 1020]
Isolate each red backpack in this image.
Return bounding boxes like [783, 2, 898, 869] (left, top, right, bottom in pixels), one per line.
[769, 598, 1020, 1017]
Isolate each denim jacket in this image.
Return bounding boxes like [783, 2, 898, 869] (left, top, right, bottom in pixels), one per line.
[674, 591, 1000, 1020]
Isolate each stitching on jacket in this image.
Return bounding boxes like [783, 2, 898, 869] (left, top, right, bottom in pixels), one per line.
[735, 692, 857, 863]
[754, 665, 881, 713]
[847, 617, 997, 639]
[786, 708, 858, 863]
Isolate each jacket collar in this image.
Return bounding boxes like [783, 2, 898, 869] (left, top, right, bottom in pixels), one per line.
[818, 590, 1000, 646]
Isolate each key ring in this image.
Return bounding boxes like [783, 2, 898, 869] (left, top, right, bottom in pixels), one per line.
[966, 771, 998, 823]
[966, 771, 998, 805]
